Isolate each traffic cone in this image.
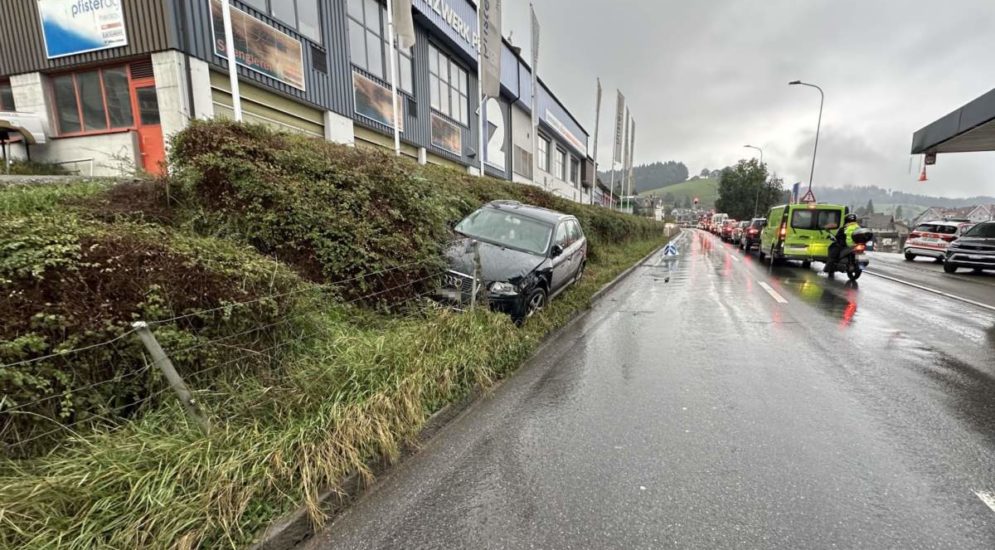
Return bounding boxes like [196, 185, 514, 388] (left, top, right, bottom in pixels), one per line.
[918, 165, 928, 182]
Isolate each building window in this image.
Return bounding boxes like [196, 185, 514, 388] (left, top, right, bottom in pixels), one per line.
[537, 136, 550, 172]
[513, 146, 533, 179]
[570, 156, 580, 186]
[51, 67, 134, 135]
[429, 44, 468, 125]
[554, 148, 566, 180]
[240, 0, 321, 43]
[347, 0, 413, 93]
[0, 80, 14, 111]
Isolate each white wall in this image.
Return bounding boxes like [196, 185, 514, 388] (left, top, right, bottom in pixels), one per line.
[152, 51, 192, 146]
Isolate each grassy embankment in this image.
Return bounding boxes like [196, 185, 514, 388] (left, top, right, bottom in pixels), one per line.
[0, 121, 668, 548]
[643, 177, 719, 207]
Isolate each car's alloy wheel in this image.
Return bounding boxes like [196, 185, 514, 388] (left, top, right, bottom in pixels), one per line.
[526, 288, 547, 317]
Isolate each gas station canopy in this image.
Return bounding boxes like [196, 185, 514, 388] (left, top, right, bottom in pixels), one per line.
[911, 87, 995, 155]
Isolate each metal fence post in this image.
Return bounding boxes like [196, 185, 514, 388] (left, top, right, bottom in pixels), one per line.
[132, 321, 211, 434]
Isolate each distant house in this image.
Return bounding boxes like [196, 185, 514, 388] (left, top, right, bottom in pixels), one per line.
[966, 204, 995, 223]
[912, 206, 976, 226]
[861, 213, 895, 231]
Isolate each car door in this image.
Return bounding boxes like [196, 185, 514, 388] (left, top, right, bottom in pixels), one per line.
[549, 221, 574, 292]
[570, 220, 587, 272]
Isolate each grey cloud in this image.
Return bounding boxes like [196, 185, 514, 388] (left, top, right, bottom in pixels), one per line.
[504, 0, 995, 198]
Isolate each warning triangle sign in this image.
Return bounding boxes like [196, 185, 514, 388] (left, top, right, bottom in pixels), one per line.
[799, 189, 817, 204]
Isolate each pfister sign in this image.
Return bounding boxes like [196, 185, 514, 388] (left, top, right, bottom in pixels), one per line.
[37, 0, 128, 59]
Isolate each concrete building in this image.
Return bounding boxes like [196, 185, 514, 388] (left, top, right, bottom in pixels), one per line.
[0, 0, 594, 203]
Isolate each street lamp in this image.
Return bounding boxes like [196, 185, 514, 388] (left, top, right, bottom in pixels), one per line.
[789, 80, 824, 194]
[744, 144, 764, 217]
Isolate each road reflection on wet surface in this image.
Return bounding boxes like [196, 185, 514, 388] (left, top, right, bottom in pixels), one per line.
[306, 229, 995, 550]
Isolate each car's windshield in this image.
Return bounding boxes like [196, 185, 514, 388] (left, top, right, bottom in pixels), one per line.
[962, 223, 995, 238]
[455, 208, 554, 255]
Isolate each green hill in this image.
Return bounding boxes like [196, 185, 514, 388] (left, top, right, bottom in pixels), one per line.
[642, 177, 719, 207]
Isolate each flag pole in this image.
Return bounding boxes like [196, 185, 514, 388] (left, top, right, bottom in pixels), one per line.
[386, 0, 402, 156]
[476, 8, 486, 177]
[530, 2, 540, 189]
[590, 78, 602, 206]
[221, 0, 242, 122]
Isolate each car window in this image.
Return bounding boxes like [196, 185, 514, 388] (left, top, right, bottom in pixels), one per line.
[568, 220, 584, 242]
[963, 223, 995, 238]
[914, 224, 935, 233]
[752, 219, 765, 228]
[791, 209, 841, 230]
[936, 225, 957, 234]
[554, 222, 571, 247]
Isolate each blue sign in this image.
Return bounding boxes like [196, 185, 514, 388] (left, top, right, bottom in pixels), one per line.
[37, 0, 128, 59]
[414, 0, 478, 59]
[663, 243, 679, 256]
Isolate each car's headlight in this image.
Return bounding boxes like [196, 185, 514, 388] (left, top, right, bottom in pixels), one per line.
[489, 281, 518, 295]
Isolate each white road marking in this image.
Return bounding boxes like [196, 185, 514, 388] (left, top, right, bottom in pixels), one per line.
[758, 281, 789, 304]
[976, 491, 995, 513]
[864, 270, 995, 314]
[726, 254, 740, 262]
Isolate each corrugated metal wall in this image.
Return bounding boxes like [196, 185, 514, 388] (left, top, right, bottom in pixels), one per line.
[0, 0, 176, 75]
[171, 0, 353, 117]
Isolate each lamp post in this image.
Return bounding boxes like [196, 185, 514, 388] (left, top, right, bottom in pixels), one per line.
[789, 80, 823, 194]
[744, 144, 764, 217]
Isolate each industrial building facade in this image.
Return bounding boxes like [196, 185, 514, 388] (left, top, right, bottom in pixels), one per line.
[0, 0, 594, 202]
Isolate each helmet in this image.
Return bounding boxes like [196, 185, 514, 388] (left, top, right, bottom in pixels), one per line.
[845, 213, 858, 224]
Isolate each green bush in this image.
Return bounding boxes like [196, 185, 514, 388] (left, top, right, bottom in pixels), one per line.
[0, 185, 307, 455]
[4, 159, 72, 176]
[168, 120, 663, 296]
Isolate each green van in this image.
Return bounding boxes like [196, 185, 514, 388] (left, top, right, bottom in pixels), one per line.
[758, 203, 849, 266]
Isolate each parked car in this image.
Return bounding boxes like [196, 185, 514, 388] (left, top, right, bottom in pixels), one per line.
[904, 220, 973, 262]
[943, 221, 995, 273]
[720, 219, 739, 241]
[759, 203, 848, 267]
[740, 218, 766, 251]
[731, 220, 750, 244]
[440, 201, 587, 323]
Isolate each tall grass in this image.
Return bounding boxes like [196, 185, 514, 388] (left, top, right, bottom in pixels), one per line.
[0, 237, 665, 549]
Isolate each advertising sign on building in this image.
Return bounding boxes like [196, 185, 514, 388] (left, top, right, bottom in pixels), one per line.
[414, 0, 478, 58]
[353, 73, 404, 131]
[432, 112, 462, 155]
[37, 0, 128, 59]
[209, 0, 306, 91]
[545, 109, 585, 153]
[485, 98, 507, 170]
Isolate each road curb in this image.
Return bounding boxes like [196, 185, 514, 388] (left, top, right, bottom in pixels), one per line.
[250, 233, 676, 550]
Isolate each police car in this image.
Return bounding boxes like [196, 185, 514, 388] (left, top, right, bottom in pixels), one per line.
[903, 220, 974, 262]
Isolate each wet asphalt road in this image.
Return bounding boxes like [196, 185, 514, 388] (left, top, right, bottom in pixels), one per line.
[304, 229, 995, 549]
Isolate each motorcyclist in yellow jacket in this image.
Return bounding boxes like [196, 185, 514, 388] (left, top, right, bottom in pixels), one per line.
[824, 213, 861, 272]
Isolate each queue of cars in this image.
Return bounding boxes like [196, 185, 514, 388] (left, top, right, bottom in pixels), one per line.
[702, 203, 995, 277]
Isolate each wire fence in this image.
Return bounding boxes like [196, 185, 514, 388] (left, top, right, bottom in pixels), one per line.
[0, 239, 485, 458]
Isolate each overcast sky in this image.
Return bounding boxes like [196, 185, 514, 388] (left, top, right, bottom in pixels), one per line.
[503, 0, 995, 198]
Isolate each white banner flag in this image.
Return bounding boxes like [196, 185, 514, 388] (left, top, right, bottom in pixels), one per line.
[391, 0, 416, 50]
[613, 91, 626, 164]
[479, 0, 502, 98]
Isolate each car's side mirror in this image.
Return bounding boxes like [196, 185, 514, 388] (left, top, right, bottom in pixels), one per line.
[551, 244, 564, 258]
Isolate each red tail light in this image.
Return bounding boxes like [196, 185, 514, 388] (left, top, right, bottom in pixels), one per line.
[909, 231, 922, 239]
[779, 225, 787, 238]
[854, 244, 866, 252]
[748, 229, 758, 235]
[941, 235, 957, 242]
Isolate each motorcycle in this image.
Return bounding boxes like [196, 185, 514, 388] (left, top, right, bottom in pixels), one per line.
[823, 228, 873, 281]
